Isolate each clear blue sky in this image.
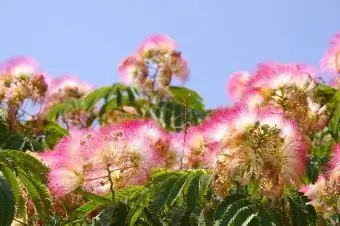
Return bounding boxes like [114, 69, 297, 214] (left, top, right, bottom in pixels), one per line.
[1, 0, 339, 108]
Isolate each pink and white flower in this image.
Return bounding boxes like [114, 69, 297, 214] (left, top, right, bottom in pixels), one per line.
[226, 71, 250, 101]
[321, 32, 340, 73]
[0, 56, 40, 77]
[137, 34, 177, 55]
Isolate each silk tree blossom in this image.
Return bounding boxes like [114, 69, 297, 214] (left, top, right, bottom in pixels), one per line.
[39, 129, 97, 197]
[118, 55, 148, 86]
[40, 75, 94, 128]
[238, 62, 328, 132]
[328, 143, 340, 188]
[226, 71, 250, 101]
[300, 174, 339, 219]
[321, 32, 340, 73]
[0, 56, 48, 105]
[0, 56, 39, 77]
[42, 119, 175, 196]
[118, 35, 189, 93]
[213, 106, 309, 199]
[300, 143, 339, 219]
[173, 126, 219, 169]
[330, 74, 340, 89]
[47, 75, 93, 97]
[137, 34, 176, 56]
[83, 120, 176, 195]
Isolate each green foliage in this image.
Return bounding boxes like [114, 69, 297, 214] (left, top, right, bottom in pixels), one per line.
[65, 170, 324, 226]
[169, 86, 205, 111]
[0, 111, 43, 151]
[0, 150, 52, 221]
[0, 176, 15, 226]
[43, 120, 68, 149]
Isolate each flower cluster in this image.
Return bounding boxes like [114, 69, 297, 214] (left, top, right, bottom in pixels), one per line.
[321, 32, 340, 74]
[38, 120, 177, 197]
[300, 143, 340, 218]
[226, 62, 328, 133]
[205, 106, 309, 199]
[0, 56, 94, 130]
[118, 35, 189, 94]
[27, 32, 339, 222]
[40, 75, 93, 128]
[330, 74, 340, 89]
[0, 56, 48, 107]
[0, 56, 48, 130]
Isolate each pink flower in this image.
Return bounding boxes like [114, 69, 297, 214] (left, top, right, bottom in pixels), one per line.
[300, 175, 338, 218]
[41, 129, 97, 196]
[169, 55, 190, 81]
[168, 132, 185, 169]
[181, 126, 219, 169]
[138, 34, 176, 55]
[0, 56, 40, 77]
[330, 74, 340, 89]
[321, 32, 340, 73]
[226, 71, 250, 101]
[48, 168, 83, 197]
[118, 55, 147, 86]
[329, 143, 340, 170]
[212, 106, 309, 198]
[48, 75, 93, 96]
[249, 62, 316, 92]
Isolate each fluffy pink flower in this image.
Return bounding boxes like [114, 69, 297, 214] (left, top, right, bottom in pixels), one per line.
[300, 174, 338, 218]
[48, 75, 93, 96]
[118, 55, 147, 86]
[226, 71, 250, 101]
[81, 119, 174, 194]
[330, 74, 340, 89]
[170, 56, 190, 81]
[213, 106, 309, 198]
[138, 34, 176, 55]
[41, 129, 97, 196]
[168, 132, 185, 169]
[321, 32, 340, 73]
[238, 89, 265, 111]
[121, 119, 172, 168]
[48, 168, 83, 197]
[329, 143, 340, 170]
[0, 56, 40, 77]
[257, 111, 309, 179]
[177, 126, 219, 169]
[249, 62, 317, 91]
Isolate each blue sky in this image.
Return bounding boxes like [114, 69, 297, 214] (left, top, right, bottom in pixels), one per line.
[0, 0, 339, 108]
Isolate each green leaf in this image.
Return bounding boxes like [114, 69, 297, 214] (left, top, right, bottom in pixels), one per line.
[219, 198, 253, 226]
[0, 176, 15, 226]
[83, 86, 114, 111]
[64, 200, 106, 224]
[18, 168, 52, 217]
[329, 104, 340, 140]
[0, 166, 27, 220]
[0, 150, 48, 182]
[155, 176, 179, 210]
[80, 190, 113, 204]
[214, 194, 247, 220]
[128, 191, 151, 226]
[144, 205, 163, 226]
[45, 103, 66, 121]
[44, 121, 68, 149]
[230, 206, 257, 226]
[167, 174, 190, 206]
[169, 86, 205, 111]
[116, 87, 123, 106]
[288, 192, 316, 226]
[186, 172, 201, 212]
